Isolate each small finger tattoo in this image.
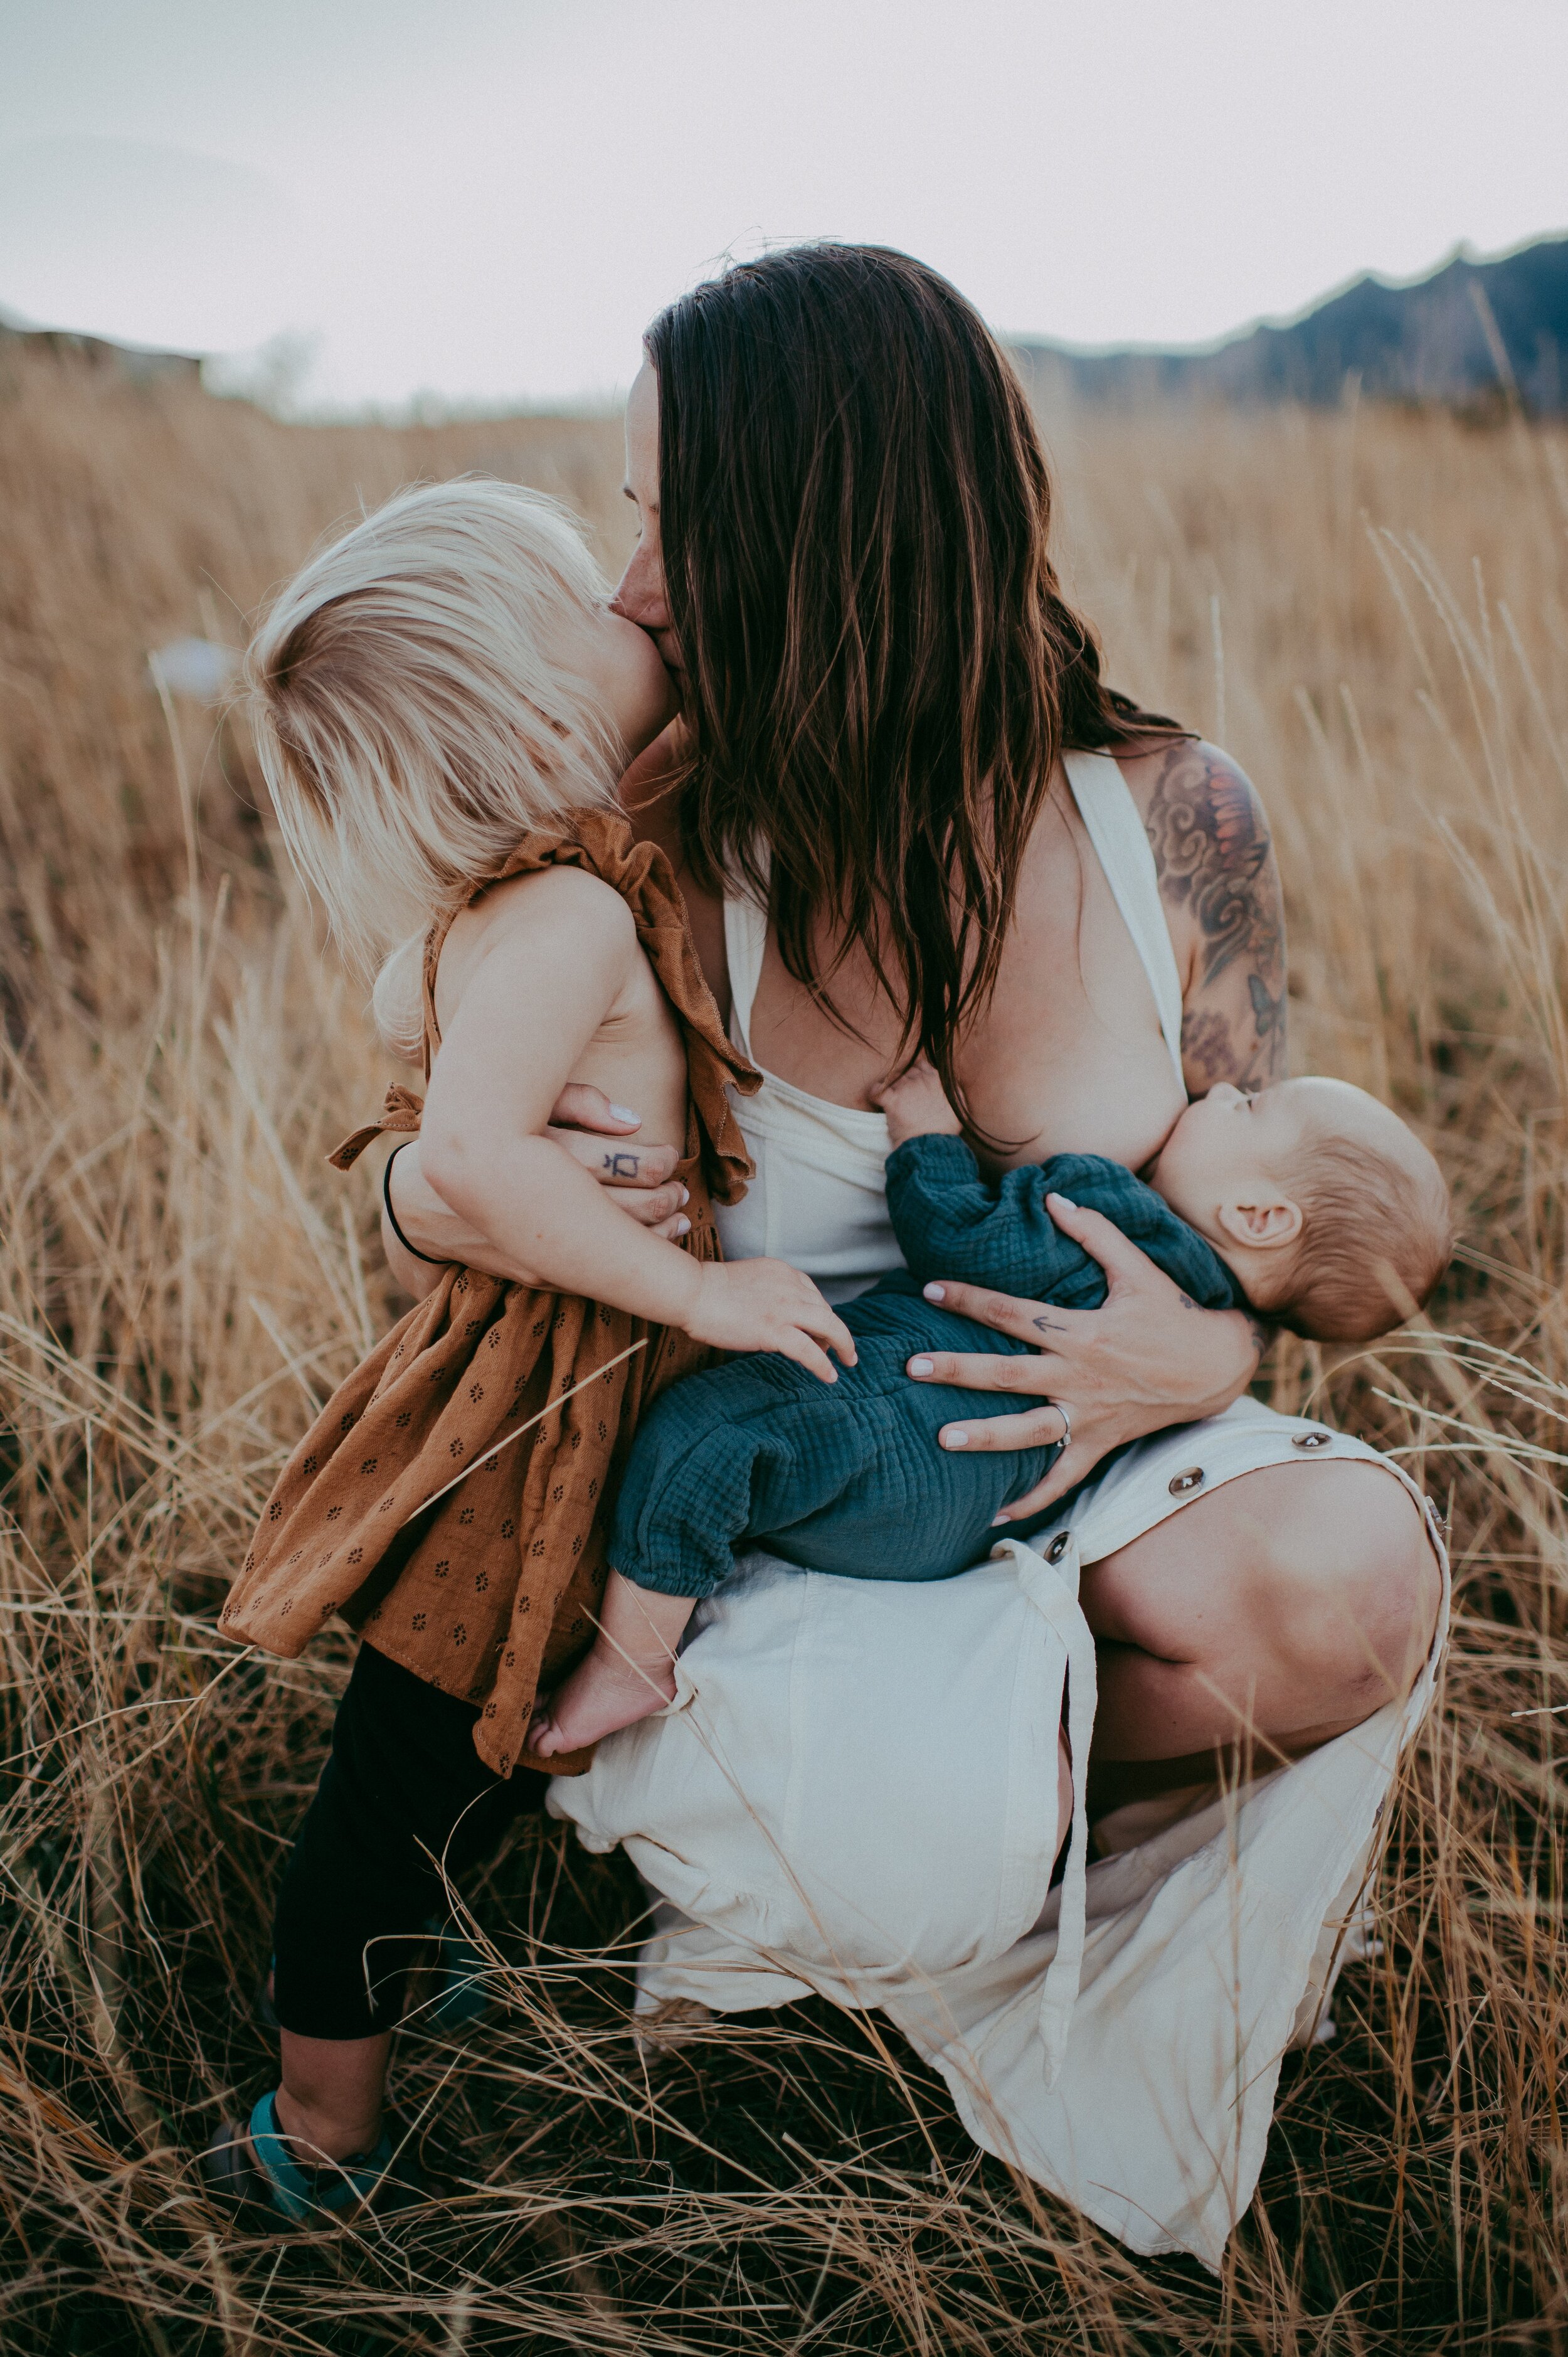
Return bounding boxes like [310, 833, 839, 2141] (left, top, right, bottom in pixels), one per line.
[1032, 1315, 1068, 1335]
[602, 1151, 641, 1178]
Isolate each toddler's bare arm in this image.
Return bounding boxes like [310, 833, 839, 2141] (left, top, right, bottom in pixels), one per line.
[383, 1091, 689, 1296]
[419, 868, 855, 1380]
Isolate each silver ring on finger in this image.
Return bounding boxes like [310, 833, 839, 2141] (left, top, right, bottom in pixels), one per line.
[1049, 1400, 1072, 1453]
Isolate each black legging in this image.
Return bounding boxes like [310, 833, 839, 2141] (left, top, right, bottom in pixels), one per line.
[270, 1642, 548, 2041]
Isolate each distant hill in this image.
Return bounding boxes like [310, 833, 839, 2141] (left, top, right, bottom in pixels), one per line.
[0, 310, 201, 387]
[8, 236, 1566, 416]
[1011, 234, 1568, 413]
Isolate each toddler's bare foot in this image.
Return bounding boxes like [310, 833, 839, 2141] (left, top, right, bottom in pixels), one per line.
[528, 1642, 677, 1757]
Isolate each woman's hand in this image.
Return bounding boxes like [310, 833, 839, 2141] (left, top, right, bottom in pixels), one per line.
[383, 1085, 688, 1292]
[907, 1193, 1264, 1518]
[539, 1086, 690, 1235]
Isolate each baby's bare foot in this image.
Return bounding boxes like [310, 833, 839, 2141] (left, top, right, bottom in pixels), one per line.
[528, 1644, 677, 1757]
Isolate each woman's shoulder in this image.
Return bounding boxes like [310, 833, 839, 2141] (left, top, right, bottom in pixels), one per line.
[1115, 737, 1288, 1093]
[1113, 735, 1271, 871]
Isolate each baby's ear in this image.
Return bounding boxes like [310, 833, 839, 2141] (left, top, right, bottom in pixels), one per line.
[1216, 1193, 1303, 1252]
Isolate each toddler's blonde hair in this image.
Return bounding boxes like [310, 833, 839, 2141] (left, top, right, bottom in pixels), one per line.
[246, 478, 624, 1046]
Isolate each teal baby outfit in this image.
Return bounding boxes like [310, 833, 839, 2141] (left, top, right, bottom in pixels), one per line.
[609, 1133, 1246, 1595]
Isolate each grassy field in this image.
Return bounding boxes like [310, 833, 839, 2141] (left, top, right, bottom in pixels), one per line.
[1, 344, 1566, 2353]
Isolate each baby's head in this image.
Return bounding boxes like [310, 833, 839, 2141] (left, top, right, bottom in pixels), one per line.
[1150, 1078, 1452, 1343]
[246, 479, 674, 996]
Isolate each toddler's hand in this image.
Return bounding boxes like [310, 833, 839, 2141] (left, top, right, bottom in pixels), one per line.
[872, 1058, 962, 1146]
[683, 1259, 857, 1384]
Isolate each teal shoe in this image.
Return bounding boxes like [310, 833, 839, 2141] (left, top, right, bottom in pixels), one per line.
[201, 2090, 420, 2228]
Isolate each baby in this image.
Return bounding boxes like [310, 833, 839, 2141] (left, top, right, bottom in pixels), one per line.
[530, 1062, 1451, 1755]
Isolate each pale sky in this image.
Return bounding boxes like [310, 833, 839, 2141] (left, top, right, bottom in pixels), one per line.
[3, 0, 1565, 412]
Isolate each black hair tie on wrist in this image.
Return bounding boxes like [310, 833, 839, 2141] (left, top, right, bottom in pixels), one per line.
[383, 1139, 445, 1265]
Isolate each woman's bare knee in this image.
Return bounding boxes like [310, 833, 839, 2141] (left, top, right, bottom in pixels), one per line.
[1263, 1465, 1440, 1720]
[1083, 1460, 1441, 1764]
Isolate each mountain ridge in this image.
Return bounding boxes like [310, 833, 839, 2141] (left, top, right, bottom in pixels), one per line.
[6, 233, 1566, 415]
[1011, 233, 1568, 412]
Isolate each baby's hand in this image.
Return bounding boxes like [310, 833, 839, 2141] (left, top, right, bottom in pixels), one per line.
[872, 1058, 962, 1146]
[683, 1258, 857, 1384]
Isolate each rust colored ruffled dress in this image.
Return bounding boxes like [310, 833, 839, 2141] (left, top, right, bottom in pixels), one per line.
[221, 814, 758, 1776]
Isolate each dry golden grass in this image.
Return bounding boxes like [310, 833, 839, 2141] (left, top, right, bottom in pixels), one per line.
[1, 347, 1566, 2352]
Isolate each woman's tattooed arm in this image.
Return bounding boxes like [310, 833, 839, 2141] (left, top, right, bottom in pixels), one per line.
[1143, 739, 1288, 1091]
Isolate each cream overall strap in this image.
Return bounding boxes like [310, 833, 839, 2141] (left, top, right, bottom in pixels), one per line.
[721, 854, 770, 1061]
[998, 1535, 1099, 2085]
[1062, 751, 1185, 1088]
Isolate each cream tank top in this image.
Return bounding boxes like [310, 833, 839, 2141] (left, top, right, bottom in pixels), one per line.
[715, 753, 1186, 1301]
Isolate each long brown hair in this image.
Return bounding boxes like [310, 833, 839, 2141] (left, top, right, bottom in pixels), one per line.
[647, 242, 1186, 1117]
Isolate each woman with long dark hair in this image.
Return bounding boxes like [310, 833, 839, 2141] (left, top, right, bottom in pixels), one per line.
[384, 246, 1446, 2260]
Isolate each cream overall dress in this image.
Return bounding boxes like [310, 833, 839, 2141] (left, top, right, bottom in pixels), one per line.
[549, 754, 1450, 2270]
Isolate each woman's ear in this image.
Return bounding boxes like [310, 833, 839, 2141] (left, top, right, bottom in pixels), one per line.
[1215, 1192, 1304, 1253]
